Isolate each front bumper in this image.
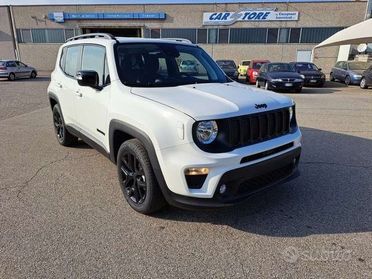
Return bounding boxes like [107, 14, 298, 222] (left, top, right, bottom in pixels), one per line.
[303, 77, 325, 86]
[162, 147, 301, 209]
[270, 81, 303, 91]
[350, 76, 362, 85]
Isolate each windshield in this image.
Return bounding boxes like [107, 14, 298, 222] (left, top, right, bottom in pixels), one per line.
[241, 61, 250, 66]
[115, 43, 230, 87]
[294, 63, 318, 71]
[252, 61, 267, 70]
[216, 60, 236, 69]
[268, 63, 295, 72]
[348, 62, 370, 70]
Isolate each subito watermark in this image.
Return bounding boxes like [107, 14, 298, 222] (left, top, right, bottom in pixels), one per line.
[281, 246, 352, 263]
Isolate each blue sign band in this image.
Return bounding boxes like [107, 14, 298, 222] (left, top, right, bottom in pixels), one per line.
[48, 12, 166, 21]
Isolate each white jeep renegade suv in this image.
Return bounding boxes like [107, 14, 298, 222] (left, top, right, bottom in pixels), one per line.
[48, 33, 302, 214]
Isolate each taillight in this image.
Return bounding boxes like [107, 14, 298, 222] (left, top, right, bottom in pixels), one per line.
[0, 66, 7, 70]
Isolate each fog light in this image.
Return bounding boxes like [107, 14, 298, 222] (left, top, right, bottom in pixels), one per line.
[185, 167, 209, 176]
[219, 184, 227, 194]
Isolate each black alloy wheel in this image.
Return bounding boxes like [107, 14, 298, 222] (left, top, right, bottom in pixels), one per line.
[52, 104, 78, 146]
[53, 108, 64, 142]
[120, 151, 147, 204]
[117, 139, 165, 214]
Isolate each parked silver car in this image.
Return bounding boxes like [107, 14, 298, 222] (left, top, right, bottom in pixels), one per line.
[0, 60, 37, 81]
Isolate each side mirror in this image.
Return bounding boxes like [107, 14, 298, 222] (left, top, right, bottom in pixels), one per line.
[318, 68, 322, 71]
[76, 70, 101, 90]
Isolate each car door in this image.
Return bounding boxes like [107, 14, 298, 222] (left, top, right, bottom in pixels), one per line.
[58, 45, 82, 125]
[332, 62, 341, 79]
[15, 61, 30, 78]
[6, 61, 17, 76]
[74, 44, 110, 148]
[338, 62, 348, 82]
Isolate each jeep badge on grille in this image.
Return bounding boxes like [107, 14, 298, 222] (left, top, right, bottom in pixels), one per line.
[255, 103, 267, 109]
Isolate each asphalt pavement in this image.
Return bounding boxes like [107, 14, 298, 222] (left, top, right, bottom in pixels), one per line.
[0, 75, 371, 278]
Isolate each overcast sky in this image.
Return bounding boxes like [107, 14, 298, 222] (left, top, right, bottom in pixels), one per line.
[0, 0, 351, 5]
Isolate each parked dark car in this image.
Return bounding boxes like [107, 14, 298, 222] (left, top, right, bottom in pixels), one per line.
[0, 60, 37, 81]
[360, 65, 372, 89]
[330, 61, 371, 85]
[216, 60, 238, 80]
[256, 62, 304, 93]
[290, 62, 325, 87]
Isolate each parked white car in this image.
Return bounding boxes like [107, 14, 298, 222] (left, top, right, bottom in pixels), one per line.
[48, 33, 302, 214]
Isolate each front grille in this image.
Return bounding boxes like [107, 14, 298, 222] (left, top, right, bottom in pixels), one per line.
[224, 108, 291, 148]
[280, 78, 296, 82]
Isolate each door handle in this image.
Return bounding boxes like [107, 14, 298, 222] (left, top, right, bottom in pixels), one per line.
[75, 90, 82, 97]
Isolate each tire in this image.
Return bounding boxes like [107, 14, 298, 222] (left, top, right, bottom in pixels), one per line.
[117, 139, 166, 214]
[330, 72, 335, 82]
[30, 71, 37, 79]
[52, 104, 78, 146]
[264, 81, 270, 90]
[8, 73, 15, 81]
[256, 80, 260, 88]
[360, 77, 368, 89]
[345, 75, 351, 86]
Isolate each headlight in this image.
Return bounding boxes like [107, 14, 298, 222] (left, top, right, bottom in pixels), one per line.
[353, 74, 362, 78]
[300, 74, 305, 79]
[253, 71, 258, 76]
[289, 106, 294, 122]
[294, 78, 303, 82]
[196, 121, 218, 144]
[271, 78, 283, 82]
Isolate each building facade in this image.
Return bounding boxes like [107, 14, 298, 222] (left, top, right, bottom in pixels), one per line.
[0, 0, 368, 72]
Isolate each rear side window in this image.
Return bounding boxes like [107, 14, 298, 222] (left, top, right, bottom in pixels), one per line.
[64, 45, 82, 77]
[81, 45, 107, 86]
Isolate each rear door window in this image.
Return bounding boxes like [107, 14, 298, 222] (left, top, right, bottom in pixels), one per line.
[64, 45, 82, 77]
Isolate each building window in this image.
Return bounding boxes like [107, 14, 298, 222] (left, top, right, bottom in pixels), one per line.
[21, 29, 32, 43]
[230, 28, 266, 43]
[161, 28, 196, 43]
[218, 28, 229, 44]
[300, 27, 343, 43]
[208, 28, 218, 44]
[150, 29, 160, 38]
[31, 29, 46, 43]
[197, 29, 207, 44]
[46, 29, 65, 43]
[267, 28, 278, 43]
[278, 28, 290, 43]
[289, 28, 301, 43]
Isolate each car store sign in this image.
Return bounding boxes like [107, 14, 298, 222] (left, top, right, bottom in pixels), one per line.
[203, 9, 299, 25]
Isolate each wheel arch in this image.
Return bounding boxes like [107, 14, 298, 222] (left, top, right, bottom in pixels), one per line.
[48, 92, 59, 111]
[109, 119, 172, 202]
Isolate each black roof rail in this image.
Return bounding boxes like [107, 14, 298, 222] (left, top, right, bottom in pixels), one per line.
[66, 33, 118, 43]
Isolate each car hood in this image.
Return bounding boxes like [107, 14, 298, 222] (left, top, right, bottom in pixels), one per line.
[268, 72, 303, 79]
[349, 70, 364, 75]
[131, 82, 293, 120]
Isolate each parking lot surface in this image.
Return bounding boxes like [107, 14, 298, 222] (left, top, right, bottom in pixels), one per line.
[0, 76, 371, 278]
